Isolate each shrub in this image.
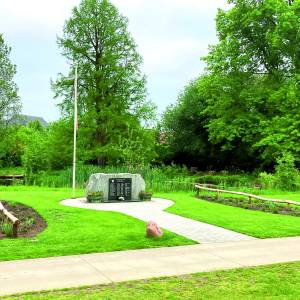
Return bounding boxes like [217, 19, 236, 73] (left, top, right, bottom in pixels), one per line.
[1, 221, 14, 237]
[197, 174, 255, 188]
[258, 172, 276, 189]
[275, 152, 300, 191]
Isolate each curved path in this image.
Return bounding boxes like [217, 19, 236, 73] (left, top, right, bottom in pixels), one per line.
[61, 198, 256, 243]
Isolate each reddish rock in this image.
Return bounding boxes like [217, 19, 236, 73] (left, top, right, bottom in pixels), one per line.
[146, 221, 163, 238]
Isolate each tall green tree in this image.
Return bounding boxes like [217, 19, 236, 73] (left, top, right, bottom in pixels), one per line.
[18, 121, 49, 174]
[53, 0, 156, 165]
[161, 0, 299, 170]
[0, 34, 20, 125]
[0, 34, 21, 167]
[162, 79, 213, 167]
[201, 0, 300, 168]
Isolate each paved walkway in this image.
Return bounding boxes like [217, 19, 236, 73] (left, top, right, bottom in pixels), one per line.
[1, 237, 300, 296]
[61, 198, 256, 243]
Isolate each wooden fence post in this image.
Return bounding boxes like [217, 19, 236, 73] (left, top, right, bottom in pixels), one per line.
[194, 184, 300, 208]
[0, 201, 20, 237]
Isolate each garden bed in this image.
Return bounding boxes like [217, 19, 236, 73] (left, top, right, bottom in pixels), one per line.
[0, 201, 47, 239]
[197, 195, 300, 217]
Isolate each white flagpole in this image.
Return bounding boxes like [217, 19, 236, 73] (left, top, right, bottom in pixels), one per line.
[72, 64, 78, 198]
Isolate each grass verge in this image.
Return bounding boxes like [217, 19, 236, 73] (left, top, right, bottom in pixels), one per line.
[5, 261, 300, 299]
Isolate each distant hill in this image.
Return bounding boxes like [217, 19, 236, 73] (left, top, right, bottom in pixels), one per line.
[10, 114, 49, 127]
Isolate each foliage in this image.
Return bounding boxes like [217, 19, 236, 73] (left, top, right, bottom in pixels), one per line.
[198, 194, 300, 217]
[24, 164, 196, 192]
[162, 79, 215, 167]
[139, 190, 153, 201]
[197, 173, 255, 188]
[275, 152, 300, 190]
[0, 34, 21, 168]
[18, 121, 49, 175]
[0, 34, 20, 125]
[258, 172, 276, 189]
[52, 0, 156, 166]
[0, 220, 13, 237]
[258, 152, 300, 190]
[0, 125, 23, 167]
[46, 119, 74, 170]
[162, 0, 300, 171]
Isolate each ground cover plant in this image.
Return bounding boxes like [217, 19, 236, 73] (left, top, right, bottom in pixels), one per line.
[196, 194, 300, 217]
[5, 261, 300, 299]
[158, 192, 300, 238]
[0, 186, 193, 262]
[0, 200, 46, 239]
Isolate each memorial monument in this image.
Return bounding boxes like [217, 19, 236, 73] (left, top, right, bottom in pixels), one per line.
[86, 173, 146, 202]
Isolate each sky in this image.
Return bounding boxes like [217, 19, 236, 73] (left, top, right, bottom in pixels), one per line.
[0, 0, 229, 122]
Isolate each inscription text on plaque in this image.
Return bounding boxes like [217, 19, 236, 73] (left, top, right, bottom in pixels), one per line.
[108, 178, 132, 201]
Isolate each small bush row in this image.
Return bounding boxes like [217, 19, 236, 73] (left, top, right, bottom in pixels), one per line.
[199, 195, 300, 217]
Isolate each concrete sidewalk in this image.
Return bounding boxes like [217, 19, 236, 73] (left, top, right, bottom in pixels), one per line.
[1, 237, 300, 296]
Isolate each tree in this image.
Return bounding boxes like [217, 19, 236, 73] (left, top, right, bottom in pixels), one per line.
[162, 79, 213, 167]
[0, 34, 20, 125]
[200, 0, 300, 169]
[0, 125, 23, 167]
[46, 119, 74, 170]
[161, 0, 299, 171]
[0, 34, 21, 167]
[18, 121, 49, 174]
[53, 0, 156, 165]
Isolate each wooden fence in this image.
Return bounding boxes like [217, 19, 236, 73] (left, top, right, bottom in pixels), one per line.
[195, 184, 300, 207]
[0, 175, 25, 185]
[0, 201, 20, 237]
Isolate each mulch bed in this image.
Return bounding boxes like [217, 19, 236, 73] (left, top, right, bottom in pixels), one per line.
[197, 195, 300, 217]
[0, 201, 47, 239]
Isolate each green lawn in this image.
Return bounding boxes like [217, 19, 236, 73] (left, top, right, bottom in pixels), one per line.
[158, 192, 300, 238]
[0, 187, 194, 261]
[6, 261, 300, 299]
[2, 187, 300, 262]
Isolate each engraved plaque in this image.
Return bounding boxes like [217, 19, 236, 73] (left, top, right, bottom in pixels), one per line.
[108, 178, 132, 201]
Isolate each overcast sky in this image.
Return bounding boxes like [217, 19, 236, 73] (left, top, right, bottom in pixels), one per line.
[0, 0, 229, 122]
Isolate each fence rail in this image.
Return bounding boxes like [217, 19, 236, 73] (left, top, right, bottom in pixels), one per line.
[195, 184, 300, 207]
[0, 175, 24, 180]
[0, 174, 25, 186]
[0, 201, 20, 237]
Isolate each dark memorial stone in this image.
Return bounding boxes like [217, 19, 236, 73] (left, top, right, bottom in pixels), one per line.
[108, 178, 132, 201]
[86, 173, 145, 202]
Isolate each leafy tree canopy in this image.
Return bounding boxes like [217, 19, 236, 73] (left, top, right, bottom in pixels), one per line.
[0, 34, 20, 126]
[162, 0, 299, 170]
[52, 0, 156, 165]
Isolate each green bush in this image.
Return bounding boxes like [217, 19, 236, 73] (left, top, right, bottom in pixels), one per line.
[197, 174, 255, 188]
[275, 152, 300, 191]
[1, 221, 14, 237]
[258, 172, 276, 189]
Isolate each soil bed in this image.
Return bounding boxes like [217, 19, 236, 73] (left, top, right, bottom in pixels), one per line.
[197, 195, 300, 217]
[0, 200, 47, 239]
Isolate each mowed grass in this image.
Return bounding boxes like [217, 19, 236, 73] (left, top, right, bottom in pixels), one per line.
[6, 261, 300, 299]
[158, 192, 300, 238]
[0, 187, 194, 262]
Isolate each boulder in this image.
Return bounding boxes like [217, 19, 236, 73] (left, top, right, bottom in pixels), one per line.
[146, 221, 163, 238]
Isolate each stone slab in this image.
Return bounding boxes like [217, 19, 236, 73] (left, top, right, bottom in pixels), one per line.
[86, 173, 145, 201]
